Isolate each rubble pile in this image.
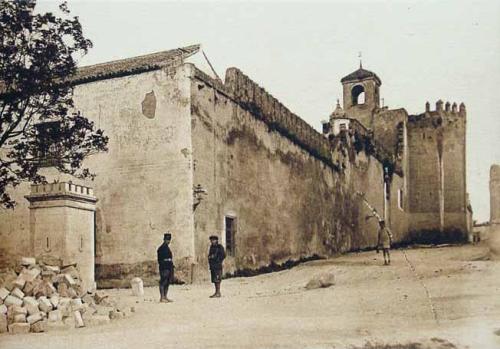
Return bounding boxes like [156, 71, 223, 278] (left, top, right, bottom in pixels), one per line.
[0, 256, 132, 334]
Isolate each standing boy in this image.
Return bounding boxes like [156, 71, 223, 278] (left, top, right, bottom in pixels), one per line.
[377, 220, 393, 265]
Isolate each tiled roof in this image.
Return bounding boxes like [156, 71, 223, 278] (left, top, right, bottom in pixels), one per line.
[72, 44, 200, 84]
[341, 67, 381, 85]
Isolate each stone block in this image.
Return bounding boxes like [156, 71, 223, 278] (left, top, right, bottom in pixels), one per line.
[13, 276, 26, 290]
[0, 304, 7, 314]
[49, 294, 59, 308]
[0, 313, 7, 333]
[27, 312, 43, 324]
[30, 319, 47, 333]
[48, 309, 63, 322]
[62, 266, 79, 279]
[12, 305, 28, 316]
[305, 270, 336, 290]
[71, 298, 83, 310]
[38, 296, 53, 313]
[82, 293, 95, 305]
[4, 295, 23, 307]
[57, 282, 70, 298]
[1, 273, 17, 291]
[22, 280, 40, 297]
[23, 297, 40, 315]
[43, 265, 60, 273]
[63, 274, 76, 287]
[20, 257, 36, 266]
[130, 277, 144, 297]
[0, 287, 10, 300]
[67, 287, 78, 299]
[73, 310, 84, 328]
[8, 322, 30, 334]
[94, 292, 108, 304]
[33, 281, 56, 298]
[41, 270, 55, 279]
[10, 287, 24, 299]
[13, 313, 27, 323]
[19, 268, 41, 282]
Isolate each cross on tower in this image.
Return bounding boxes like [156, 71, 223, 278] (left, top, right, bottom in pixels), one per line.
[358, 51, 363, 69]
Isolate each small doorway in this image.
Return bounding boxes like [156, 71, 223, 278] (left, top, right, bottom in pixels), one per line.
[225, 216, 236, 257]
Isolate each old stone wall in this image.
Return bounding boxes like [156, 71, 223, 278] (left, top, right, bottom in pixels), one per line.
[190, 66, 407, 279]
[0, 64, 196, 287]
[74, 64, 196, 287]
[407, 113, 442, 237]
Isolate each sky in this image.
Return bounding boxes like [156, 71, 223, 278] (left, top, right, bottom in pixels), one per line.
[38, 0, 500, 222]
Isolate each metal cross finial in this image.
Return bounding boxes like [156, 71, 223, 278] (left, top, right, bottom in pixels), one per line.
[358, 51, 363, 69]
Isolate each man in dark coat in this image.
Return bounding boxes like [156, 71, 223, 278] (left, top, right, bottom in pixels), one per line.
[157, 232, 174, 302]
[208, 235, 225, 298]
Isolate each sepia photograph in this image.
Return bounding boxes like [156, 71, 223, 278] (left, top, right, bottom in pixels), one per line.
[0, 0, 499, 348]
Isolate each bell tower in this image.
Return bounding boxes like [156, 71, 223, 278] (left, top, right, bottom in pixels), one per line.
[341, 63, 381, 129]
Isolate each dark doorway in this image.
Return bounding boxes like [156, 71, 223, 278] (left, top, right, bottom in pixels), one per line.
[225, 216, 236, 256]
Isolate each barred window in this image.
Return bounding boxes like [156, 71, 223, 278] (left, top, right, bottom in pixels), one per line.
[35, 121, 62, 167]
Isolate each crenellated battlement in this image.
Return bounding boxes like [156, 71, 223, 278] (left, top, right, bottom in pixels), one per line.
[223, 67, 334, 167]
[423, 100, 466, 116]
[410, 100, 466, 128]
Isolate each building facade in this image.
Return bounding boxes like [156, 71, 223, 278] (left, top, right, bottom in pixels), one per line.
[0, 45, 470, 286]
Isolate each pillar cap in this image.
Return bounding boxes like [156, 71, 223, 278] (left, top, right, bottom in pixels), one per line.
[25, 182, 97, 204]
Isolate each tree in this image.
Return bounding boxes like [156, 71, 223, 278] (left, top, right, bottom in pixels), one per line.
[0, 0, 108, 209]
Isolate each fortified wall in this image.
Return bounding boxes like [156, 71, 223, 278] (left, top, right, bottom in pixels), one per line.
[190, 66, 407, 277]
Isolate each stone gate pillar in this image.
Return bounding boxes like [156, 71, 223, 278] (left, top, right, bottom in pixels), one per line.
[489, 165, 500, 259]
[25, 182, 97, 290]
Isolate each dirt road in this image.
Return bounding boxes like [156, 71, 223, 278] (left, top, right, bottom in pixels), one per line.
[1, 244, 499, 349]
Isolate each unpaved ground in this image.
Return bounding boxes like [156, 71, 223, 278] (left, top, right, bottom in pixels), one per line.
[1, 244, 499, 349]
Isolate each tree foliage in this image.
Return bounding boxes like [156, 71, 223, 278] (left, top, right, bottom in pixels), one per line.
[0, 0, 108, 208]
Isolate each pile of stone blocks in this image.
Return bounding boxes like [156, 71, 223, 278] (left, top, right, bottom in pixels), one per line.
[0, 256, 132, 334]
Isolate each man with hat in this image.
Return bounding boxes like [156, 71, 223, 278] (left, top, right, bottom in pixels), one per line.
[157, 232, 174, 302]
[208, 235, 226, 298]
[377, 220, 393, 265]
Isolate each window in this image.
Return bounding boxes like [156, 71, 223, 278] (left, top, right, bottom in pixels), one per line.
[322, 121, 331, 134]
[339, 123, 347, 131]
[225, 216, 236, 256]
[351, 85, 365, 105]
[398, 189, 404, 210]
[35, 121, 62, 167]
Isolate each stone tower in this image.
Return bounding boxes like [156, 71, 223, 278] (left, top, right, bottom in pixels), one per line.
[489, 164, 500, 258]
[491, 165, 500, 225]
[341, 63, 381, 128]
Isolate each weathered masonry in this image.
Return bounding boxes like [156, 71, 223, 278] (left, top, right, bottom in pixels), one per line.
[0, 45, 471, 286]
